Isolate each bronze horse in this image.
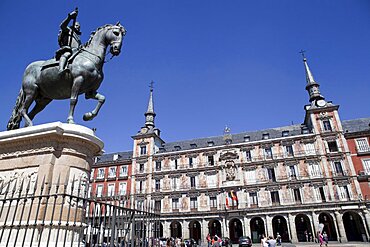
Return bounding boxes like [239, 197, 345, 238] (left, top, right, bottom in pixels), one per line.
[7, 23, 126, 130]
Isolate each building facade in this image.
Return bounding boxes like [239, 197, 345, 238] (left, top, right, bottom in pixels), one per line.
[92, 57, 370, 244]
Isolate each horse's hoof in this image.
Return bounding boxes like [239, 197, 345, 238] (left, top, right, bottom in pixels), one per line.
[83, 112, 94, 121]
[67, 118, 75, 124]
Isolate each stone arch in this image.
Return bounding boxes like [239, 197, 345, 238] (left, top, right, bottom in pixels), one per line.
[272, 215, 289, 242]
[343, 211, 367, 241]
[170, 221, 182, 238]
[208, 219, 222, 237]
[189, 220, 202, 243]
[229, 218, 243, 243]
[295, 214, 313, 242]
[318, 212, 337, 241]
[250, 217, 265, 243]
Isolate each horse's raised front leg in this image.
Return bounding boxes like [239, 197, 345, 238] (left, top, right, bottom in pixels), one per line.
[83, 91, 106, 121]
[67, 76, 84, 124]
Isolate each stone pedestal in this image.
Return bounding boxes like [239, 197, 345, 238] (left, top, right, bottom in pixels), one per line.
[0, 122, 103, 246]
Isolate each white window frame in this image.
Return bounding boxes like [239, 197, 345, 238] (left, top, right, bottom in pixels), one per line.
[322, 119, 333, 132]
[108, 166, 116, 178]
[119, 165, 128, 177]
[308, 162, 322, 178]
[190, 197, 198, 209]
[245, 170, 256, 184]
[304, 143, 316, 155]
[362, 159, 370, 175]
[96, 185, 103, 197]
[356, 138, 370, 152]
[107, 183, 115, 196]
[119, 182, 127, 196]
[97, 168, 105, 179]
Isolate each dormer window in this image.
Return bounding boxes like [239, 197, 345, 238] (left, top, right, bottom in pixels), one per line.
[302, 128, 309, 134]
[190, 143, 197, 149]
[113, 154, 119, 161]
[244, 136, 250, 142]
[262, 133, 269, 140]
[174, 146, 181, 151]
[159, 147, 166, 152]
[207, 141, 214, 147]
[282, 131, 289, 137]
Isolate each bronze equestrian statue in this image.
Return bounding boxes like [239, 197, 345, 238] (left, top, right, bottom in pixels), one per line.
[7, 11, 126, 130]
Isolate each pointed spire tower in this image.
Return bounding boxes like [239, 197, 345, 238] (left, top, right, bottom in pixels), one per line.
[144, 81, 156, 129]
[301, 51, 325, 105]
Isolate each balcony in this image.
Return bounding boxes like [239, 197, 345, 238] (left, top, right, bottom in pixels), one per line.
[356, 146, 370, 155]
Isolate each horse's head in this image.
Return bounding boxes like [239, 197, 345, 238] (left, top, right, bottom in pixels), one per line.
[106, 22, 127, 56]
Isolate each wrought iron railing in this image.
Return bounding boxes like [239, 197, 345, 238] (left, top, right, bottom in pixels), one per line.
[0, 176, 160, 247]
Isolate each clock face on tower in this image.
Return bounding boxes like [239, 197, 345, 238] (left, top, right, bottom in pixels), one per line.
[316, 99, 326, 107]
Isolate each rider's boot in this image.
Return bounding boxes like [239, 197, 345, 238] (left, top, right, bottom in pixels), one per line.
[58, 56, 70, 75]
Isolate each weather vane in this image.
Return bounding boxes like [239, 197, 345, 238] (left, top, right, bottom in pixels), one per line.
[149, 81, 154, 91]
[299, 49, 307, 59]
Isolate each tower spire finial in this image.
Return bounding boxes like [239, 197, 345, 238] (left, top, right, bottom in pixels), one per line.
[144, 81, 156, 129]
[300, 51, 325, 104]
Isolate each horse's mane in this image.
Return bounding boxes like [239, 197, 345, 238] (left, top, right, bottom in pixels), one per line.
[83, 24, 115, 48]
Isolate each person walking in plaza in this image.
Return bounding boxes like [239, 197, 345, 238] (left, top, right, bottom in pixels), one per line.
[318, 232, 324, 247]
[213, 237, 220, 247]
[206, 233, 211, 247]
[266, 236, 277, 247]
[260, 234, 268, 247]
[322, 232, 328, 247]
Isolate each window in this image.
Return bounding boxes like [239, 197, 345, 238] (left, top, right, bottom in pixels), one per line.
[304, 143, 316, 155]
[190, 176, 196, 188]
[113, 154, 119, 161]
[333, 161, 344, 176]
[319, 187, 326, 202]
[363, 159, 370, 175]
[327, 141, 338, 152]
[244, 136, 250, 142]
[308, 162, 321, 177]
[338, 185, 351, 200]
[282, 131, 289, 137]
[293, 188, 302, 203]
[174, 146, 181, 151]
[271, 191, 280, 205]
[90, 168, 95, 179]
[140, 146, 147, 155]
[172, 177, 178, 190]
[208, 155, 215, 166]
[139, 163, 145, 173]
[155, 161, 162, 171]
[245, 150, 252, 162]
[207, 141, 214, 147]
[322, 120, 332, 131]
[210, 196, 217, 208]
[155, 200, 161, 212]
[267, 168, 276, 182]
[262, 133, 269, 140]
[108, 167, 116, 178]
[137, 200, 144, 210]
[190, 197, 197, 209]
[108, 184, 115, 196]
[302, 128, 309, 134]
[189, 157, 193, 168]
[174, 159, 178, 169]
[155, 179, 160, 191]
[190, 143, 197, 148]
[96, 185, 103, 197]
[288, 165, 297, 179]
[97, 168, 105, 179]
[285, 145, 294, 157]
[249, 192, 258, 207]
[172, 198, 179, 210]
[119, 182, 127, 195]
[245, 170, 256, 184]
[137, 181, 144, 193]
[264, 147, 273, 159]
[119, 166, 128, 177]
[356, 138, 370, 152]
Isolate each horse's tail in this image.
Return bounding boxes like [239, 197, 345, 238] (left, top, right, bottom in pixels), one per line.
[7, 88, 25, 130]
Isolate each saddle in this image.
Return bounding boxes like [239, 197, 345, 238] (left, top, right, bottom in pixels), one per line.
[41, 48, 81, 71]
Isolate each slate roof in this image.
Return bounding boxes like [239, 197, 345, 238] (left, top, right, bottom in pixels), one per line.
[342, 117, 370, 133]
[96, 117, 370, 161]
[96, 151, 133, 164]
[161, 124, 306, 152]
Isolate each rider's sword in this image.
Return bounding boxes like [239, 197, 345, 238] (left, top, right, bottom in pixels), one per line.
[68, 7, 78, 47]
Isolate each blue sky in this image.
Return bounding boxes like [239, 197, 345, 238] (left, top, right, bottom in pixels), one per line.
[1, 1, 369, 153]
